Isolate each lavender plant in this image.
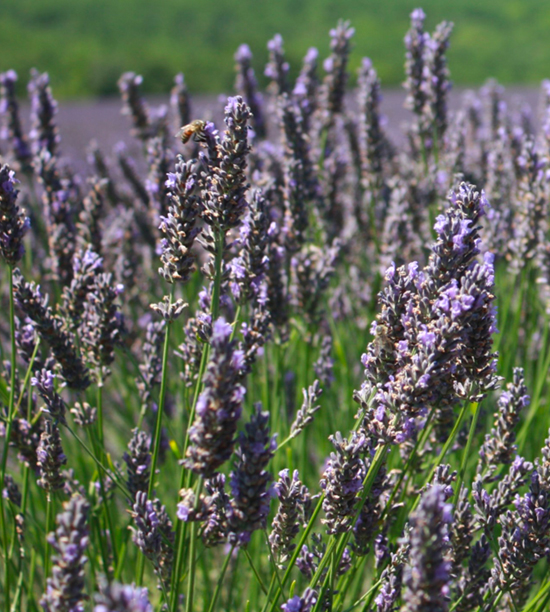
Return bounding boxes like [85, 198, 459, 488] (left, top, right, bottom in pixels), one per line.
[2, 9, 550, 612]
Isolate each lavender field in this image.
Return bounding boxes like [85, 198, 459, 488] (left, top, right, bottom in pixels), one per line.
[2, 8, 550, 612]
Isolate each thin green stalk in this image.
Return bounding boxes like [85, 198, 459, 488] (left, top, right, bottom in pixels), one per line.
[206, 545, 235, 612]
[211, 228, 225, 322]
[96, 377, 105, 449]
[27, 547, 37, 611]
[0, 267, 17, 610]
[263, 528, 285, 599]
[326, 546, 336, 612]
[244, 548, 268, 595]
[93, 513, 112, 586]
[114, 538, 128, 582]
[9, 561, 25, 612]
[453, 401, 481, 506]
[230, 304, 242, 342]
[225, 545, 241, 612]
[44, 495, 53, 584]
[382, 405, 437, 519]
[89, 417, 118, 578]
[148, 288, 175, 500]
[339, 577, 382, 612]
[262, 493, 324, 612]
[185, 478, 203, 612]
[525, 578, 550, 612]
[5, 337, 41, 607]
[333, 556, 367, 612]
[64, 425, 128, 496]
[311, 445, 388, 612]
[170, 344, 209, 612]
[171, 230, 225, 611]
[518, 340, 550, 452]
[424, 400, 471, 486]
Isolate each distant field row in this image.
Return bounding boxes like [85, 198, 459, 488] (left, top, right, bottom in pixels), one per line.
[2, 0, 550, 98]
[9, 87, 538, 169]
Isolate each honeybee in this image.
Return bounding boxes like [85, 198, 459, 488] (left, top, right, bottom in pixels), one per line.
[176, 120, 206, 144]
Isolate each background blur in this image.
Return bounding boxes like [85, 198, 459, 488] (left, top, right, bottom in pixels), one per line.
[2, 0, 550, 99]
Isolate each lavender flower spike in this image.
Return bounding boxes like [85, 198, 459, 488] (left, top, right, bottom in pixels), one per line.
[293, 48, 319, 131]
[129, 492, 174, 591]
[281, 588, 318, 612]
[123, 428, 151, 499]
[159, 157, 202, 284]
[41, 493, 90, 612]
[0, 71, 32, 172]
[265, 34, 290, 95]
[269, 469, 310, 566]
[118, 72, 152, 141]
[402, 485, 452, 612]
[403, 9, 429, 130]
[32, 369, 67, 425]
[28, 69, 60, 157]
[321, 431, 368, 535]
[171, 72, 191, 131]
[228, 403, 276, 545]
[201, 96, 251, 232]
[0, 164, 29, 266]
[36, 419, 67, 497]
[477, 367, 529, 478]
[14, 271, 90, 390]
[230, 188, 269, 305]
[80, 272, 125, 377]
[320, 20, 355, 123]
[94, 579, 153, 612]
[184, 317, 246, 477]
[235, 44, 266, 139]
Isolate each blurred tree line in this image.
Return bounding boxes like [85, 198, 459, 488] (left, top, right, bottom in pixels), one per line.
[1, 0, 549, 98]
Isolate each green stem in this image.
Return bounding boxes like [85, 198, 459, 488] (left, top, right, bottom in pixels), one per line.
[0, 268, 16, 609]
[380, 405, 437, 520]
[244, 548, 268, 595]
[333, 556, 366, 612]
[211, 228, 225, 322]
[64, 425, 128, 496]
[148, 287, 175, 500]
[5, 337, 40, 611]
[96, 376, 104, 448]
[424, 400, 470, 486]
[453, 401, 481, 506]
[185, 478, 203, 612]
[263, 494, 324, 612]
[44, 495, 53, 584]
[9, 562, 25, 612]
[170, 344, 209, 611]
[171, 230, 225, 611]
[311, 446, 388, 612]
[207, 545, 236, 612]
[230, 304, 242, 342]
[98, 376, 120, 570]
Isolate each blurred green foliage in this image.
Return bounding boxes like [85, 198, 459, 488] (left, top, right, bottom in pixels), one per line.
[1, 0, 550, 98]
